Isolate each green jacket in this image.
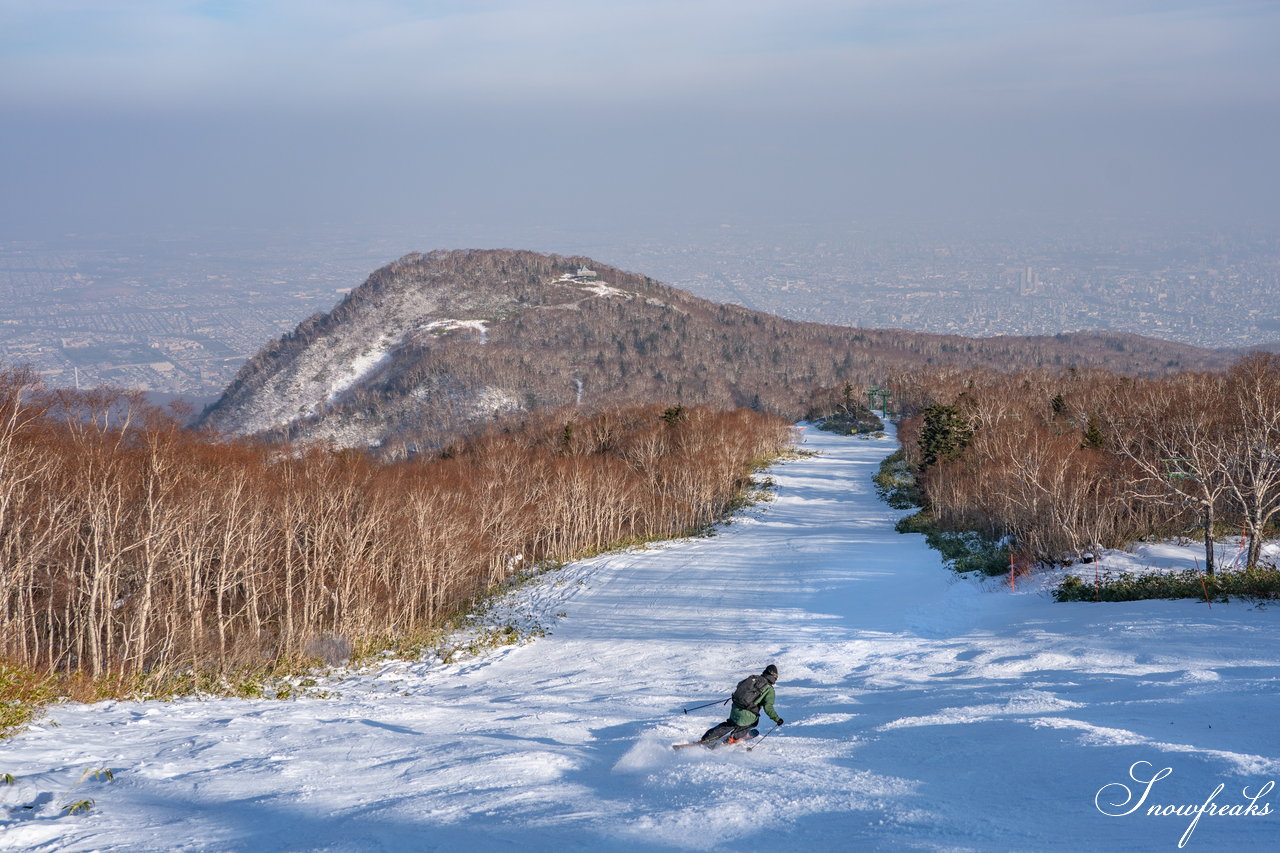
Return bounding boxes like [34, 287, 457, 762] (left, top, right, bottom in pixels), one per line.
[729, 683, 781, 727]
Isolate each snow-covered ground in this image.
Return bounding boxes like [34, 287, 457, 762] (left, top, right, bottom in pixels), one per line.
[4, 427, 1279, 852]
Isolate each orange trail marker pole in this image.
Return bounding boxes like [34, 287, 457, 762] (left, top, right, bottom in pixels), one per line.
[1195, 556, 1211, 608]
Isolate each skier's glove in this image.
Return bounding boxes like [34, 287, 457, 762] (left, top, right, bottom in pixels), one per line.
[775, 718, 784, 726]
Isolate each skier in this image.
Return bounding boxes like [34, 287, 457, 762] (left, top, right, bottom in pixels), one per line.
[700, 664, 784, 746]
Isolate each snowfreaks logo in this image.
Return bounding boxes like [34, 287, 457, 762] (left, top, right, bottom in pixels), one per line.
[1095, 761, 1274, 848]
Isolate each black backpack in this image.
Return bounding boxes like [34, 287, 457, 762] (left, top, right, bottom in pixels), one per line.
[731, 674, 769, 712]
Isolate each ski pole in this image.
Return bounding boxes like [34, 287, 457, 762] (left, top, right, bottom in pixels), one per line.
[746, 723, 782, 751]
[682, 698, 730, 715]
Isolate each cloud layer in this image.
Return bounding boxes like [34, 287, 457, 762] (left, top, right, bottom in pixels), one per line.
[6, 1, 1276, 112]
[2, 1, 1277, 239]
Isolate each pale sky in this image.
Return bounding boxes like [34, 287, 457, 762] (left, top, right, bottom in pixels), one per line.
[2, 1, 1277, 241]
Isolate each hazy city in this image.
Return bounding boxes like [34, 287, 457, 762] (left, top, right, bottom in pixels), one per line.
[3, 223, 1277, 400]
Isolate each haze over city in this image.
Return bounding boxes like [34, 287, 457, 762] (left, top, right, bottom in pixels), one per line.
[2, 1, 1278, 394]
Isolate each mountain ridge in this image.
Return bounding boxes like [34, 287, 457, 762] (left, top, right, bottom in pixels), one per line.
[197, 248, 1229, 456]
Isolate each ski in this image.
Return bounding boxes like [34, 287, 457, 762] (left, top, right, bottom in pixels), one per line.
[672, 729, 759, 750]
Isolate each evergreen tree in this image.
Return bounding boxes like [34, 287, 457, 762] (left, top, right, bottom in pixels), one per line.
[1081, 415, 1104, 450]
[919, 403, 973, 469]
[841, 382, 856, 414]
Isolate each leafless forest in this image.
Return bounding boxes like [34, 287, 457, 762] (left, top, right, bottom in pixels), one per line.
[0, 367, 790, 688]
[6, 350, 1277, 690]
[891, 353, 1280, 571]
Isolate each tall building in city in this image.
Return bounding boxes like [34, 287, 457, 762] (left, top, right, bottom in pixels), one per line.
[1019, 265, 1037, 296]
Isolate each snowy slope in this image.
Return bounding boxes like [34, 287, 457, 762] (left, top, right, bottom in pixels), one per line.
[4, 427, 1279, 852]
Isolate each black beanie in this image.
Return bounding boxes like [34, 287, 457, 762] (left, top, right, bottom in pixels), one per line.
[763, 664, 778, 682]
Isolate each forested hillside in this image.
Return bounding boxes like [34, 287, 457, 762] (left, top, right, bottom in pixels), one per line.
[198, 249, 1227, 456]
[0, 367, 788, 703]
[891, 353, 1280, 573]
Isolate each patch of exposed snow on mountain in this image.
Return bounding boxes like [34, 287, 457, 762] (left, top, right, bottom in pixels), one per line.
[209, 279, 499, 435]
[473, 385, 521, 413]
[423, 319, 489, 343]
[323, 336, 395, 404]
[554, 274, 639, 301]
[567, 278, 670, 309]
[581, 281, 632, 298]
[403, 384, 522, 420]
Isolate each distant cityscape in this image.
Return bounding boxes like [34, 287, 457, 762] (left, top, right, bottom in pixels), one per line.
[605, 226, 1280, 350]
[0, 234, 400, 401]
[2, 226, 1277, 399]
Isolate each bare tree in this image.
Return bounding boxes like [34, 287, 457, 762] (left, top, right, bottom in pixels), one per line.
[1100, 374, 1232, 574]
[1214, 354, 1280, 568]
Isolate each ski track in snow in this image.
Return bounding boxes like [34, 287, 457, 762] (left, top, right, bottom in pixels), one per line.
[4, 427, 1280, 852]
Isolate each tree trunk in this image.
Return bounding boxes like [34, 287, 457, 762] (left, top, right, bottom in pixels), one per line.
[1202, 503, 1215, 576]
[1247, 510, 1264, 569]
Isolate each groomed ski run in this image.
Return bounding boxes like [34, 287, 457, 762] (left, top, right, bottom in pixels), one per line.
[4, 425, 1279, 852]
